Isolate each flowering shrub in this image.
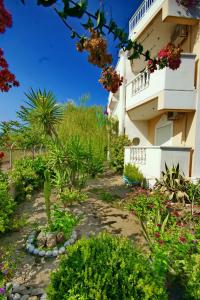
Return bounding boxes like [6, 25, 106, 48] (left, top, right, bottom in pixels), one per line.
[0, 0, 12, 33]
[76, 29, 112, 68]
[0, 1, 19, 92]
[99, 66, 123, 93]
[148, 43, 182, 73]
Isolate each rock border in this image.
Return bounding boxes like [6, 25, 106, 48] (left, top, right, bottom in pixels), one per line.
[26, 230, 77, 257]
[6, 283, 46, 300]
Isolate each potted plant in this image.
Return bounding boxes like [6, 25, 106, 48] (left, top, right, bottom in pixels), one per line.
[123, 163, 145, 186]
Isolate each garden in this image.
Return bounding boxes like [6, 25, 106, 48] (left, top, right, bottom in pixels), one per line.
[0, 89, 200, 300]
[1, 0, 200, 299]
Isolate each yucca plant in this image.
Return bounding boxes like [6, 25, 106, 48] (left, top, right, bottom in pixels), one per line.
[155, 163, 189, 203]
[17, 89, 63, 137]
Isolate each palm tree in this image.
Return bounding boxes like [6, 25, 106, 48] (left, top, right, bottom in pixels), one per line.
[17, 89, 63, 137]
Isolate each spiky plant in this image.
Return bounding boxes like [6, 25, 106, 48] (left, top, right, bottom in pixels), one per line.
[155, 163, 189, 203]
[17, 89, 63, 137]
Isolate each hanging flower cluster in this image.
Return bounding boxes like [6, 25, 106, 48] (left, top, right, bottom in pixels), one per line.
[176, 0, 198, 8]
[0, 0, 19, 92]
[0, 49, 19, 92]
[148, 43, 182, 73]
[99, 66, 123, 94]
[0, 0, 12, 33]
[76, 29, 112, 68]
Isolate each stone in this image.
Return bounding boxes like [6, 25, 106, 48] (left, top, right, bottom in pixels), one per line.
[58, 247, 66, 254]
[33, 248, 39, 255]
[64, 240, 70, 247]
[56, 232, 65, 243]
[28, 237, 34, 244]
[13, 293, 21, 300]
[45, 250, 53, 257]
[68, 238, 74, 244]
[20, 295, 29, 300]
[27, 245, 35, 254]
[30, 288, 44, 296]
[37, 231, 47, 248]
[52, 250, 58, 257]
[40, 295, 47, 300]
[38, 250, 45, 257]
[46, 232, 57, 248]
[13, 285, 27, 294]
[8, 294, 14, 300]
[28, 297, 38, 300]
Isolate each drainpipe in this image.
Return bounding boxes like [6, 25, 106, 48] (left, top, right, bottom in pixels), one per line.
[118, 50, 127, 135]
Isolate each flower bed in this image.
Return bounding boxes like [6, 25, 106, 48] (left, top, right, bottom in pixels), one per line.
[26, 230, 77, 257]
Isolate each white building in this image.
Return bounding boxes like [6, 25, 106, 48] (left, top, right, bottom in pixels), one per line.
[108, 0, 200, 184]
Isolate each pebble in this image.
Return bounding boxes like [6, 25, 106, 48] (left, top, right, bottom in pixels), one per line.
[52, 249, 58, 257]
[13, 293, 21, 300]
[30, 288, 44, 296]
[38, 250, 45, 257]
[33, 248, 39, 255]
[58, 247, 66, 254]
[20, 295, 29, 300]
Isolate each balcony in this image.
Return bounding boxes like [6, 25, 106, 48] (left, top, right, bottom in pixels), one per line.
[129, 0, 200, 39]
[126, 53, 196, 120]
[129, 0, 164, 38]
[124, 146, 192, 180]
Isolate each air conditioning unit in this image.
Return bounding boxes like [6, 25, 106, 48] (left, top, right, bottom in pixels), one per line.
[167, 112, 185, 120]
[171, 25, 188, 44]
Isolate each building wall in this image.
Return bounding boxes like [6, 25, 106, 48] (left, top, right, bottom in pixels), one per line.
[125, 114, 149, 145]
[148, 112, 196, 147]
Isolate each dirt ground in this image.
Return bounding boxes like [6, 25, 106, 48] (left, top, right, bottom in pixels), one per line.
[0, 173, 144, 289]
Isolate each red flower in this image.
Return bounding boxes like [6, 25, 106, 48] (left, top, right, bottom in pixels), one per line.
[0, 151, 4, 159]
[158, 240, 164, 245]
[155, 232, 161, 238]
[0, 0, 12, 34]
[179, 236, 186, 243]
[172, 210, 180, 217]
[157, 224, 162, 228]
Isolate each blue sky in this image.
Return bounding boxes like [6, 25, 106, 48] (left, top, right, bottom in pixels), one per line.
[0, 0, 142, 120]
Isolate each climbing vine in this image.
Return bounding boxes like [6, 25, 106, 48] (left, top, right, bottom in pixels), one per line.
[1, 0, 185, 93]
[0, 0, 19, 92]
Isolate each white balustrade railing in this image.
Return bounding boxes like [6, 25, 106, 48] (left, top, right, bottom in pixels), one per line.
[131, 70, 150, 96]
[130, 147, 146, 165]
[129, 0, 156, 33]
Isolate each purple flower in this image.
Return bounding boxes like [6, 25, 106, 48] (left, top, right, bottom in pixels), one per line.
[0, 287, 5, 294]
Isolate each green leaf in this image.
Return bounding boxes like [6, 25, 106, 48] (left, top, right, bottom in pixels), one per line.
[71, 31, 77, 39]
[108, 19, 117, 34]
[144, 50, 151, 61]
[96, 10, 106, 29]
[64, 0, 88, 18]
[82, 17, 94, 29]
[128, 51, 140, 60]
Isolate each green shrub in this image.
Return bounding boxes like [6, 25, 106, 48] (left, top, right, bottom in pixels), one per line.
[10, 156, 47, 201]
[47, 233, 167, 300]
[49, 206, 78, 239]
[109, 135, 131, 173]
[124, 163, 145, 185]
[60, 188, 87, 207]
[0, 180, 15, 233]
